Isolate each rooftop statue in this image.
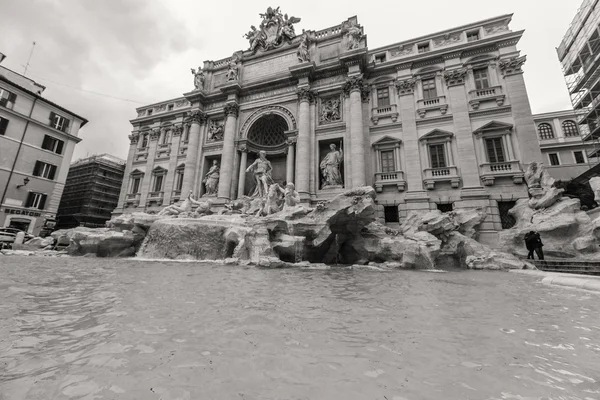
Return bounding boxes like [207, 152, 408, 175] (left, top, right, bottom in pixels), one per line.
[190, 66, 205, 90]
[244, 6, 301, 53]
[297, 30, 310, 63]
[343, 20, 363, 50]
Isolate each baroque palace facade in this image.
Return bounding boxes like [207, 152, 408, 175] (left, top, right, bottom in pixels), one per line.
[115, 9, 542, 243]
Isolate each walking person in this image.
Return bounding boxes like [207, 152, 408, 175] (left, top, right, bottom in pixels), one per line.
[524, 231, 544, 260]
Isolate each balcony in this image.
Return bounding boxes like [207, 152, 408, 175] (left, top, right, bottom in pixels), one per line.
[423, 166, 460, 189]
[416, 96, 448, 118]
[371, 104, 399, 124]
[479, 161, 524, 186]
[146, 191, 164, 206]
[468, 86, 505, 110]
[125, 193, 140, 207]
[374, 171, 406, 192]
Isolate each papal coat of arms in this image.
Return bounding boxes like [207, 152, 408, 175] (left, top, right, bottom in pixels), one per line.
[243, 6, 301, 54]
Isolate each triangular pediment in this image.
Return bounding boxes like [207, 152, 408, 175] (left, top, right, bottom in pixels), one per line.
[419, 129, 454, 141]
[473, 121, 513, 134]
[176, 163, 185, 169]
[130, 168, 144, 176]
[152, 166, 167, 173]
[372, 135, 401, 147]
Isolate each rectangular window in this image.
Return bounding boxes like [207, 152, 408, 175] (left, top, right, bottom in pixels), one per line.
[41, 135, 65, 154]
[473, 68, 490, 90]
[25, 192, 47, 210]
[375, 54, 386, 63]
[467, 31, 480, 42]
[140, 134, 148, 148]
[437, 203, 454, 213]
[49, 112, 70, 133]
[377, 87, 390, 107]
[485, 137, 505, 163]
[0, 117, 8, 135]
[418, 42, 430, 53]
[380, 150, 395, 173]
[422, 78, 438, 100]
[168, 104, 174, 111]
[549, 153, 560, 166]
[33, 161, 57, 180]
[0, 88, 17, 109]
[383, 206, 399, 223]
[574, 151, 586, 164]
[131, 177, 141, 194]
[175, 170, 184, 191]
[429, 144, 446, 169]
[153, 175, 164, 192]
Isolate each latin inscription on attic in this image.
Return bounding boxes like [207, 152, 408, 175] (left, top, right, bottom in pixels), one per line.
[243, 53, 297, 82]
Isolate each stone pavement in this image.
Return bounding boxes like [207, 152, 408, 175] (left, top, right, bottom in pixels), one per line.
[511, 269, 600, 293]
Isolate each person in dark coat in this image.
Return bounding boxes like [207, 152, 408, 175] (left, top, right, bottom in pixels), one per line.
[524, 231, 544, 260]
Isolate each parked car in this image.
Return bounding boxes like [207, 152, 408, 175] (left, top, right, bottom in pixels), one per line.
[0, 228, 35, 249]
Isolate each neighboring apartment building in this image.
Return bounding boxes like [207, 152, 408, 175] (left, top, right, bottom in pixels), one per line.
[56, 154, 125, 229]
[0, 57, 88, 235]
[115, 9, 542, 244]
[558, 0, 600, 163]
[533, 110, 597, 181]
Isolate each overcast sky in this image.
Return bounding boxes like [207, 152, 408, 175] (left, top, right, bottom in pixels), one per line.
[2, 0, 581, 161]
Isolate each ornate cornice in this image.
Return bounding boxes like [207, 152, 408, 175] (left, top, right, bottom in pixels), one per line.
[395, 78, 417, 95]
[128, 132, 139, 145]
[497, 39, 520, 49]
[442, 52, 462, 61]
[443, 68, 468, 86]
[224, 103, 240, 117]
[342, 76, 364, 96]
[395, 62, 413, 71]
[297, 87, 315, 103]
[185, 110, 208, 125]
[499, 55, 526, 76]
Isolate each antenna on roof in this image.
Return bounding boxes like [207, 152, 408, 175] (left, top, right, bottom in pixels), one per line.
[23, 41, 36, 76]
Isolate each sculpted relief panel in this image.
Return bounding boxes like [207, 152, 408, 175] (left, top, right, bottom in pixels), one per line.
[319, 96, 342, 124]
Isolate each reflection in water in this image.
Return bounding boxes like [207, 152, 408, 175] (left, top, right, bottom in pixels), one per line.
[1, 257, 599, 400]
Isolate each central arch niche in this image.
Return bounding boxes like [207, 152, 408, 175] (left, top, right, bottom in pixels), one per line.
[243, 114, 290, 196]
[247, 114, 288, 148]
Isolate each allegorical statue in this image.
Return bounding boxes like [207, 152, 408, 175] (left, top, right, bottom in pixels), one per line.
[207, 122, 224, 141]
[190, 66, 205, 90]
[246, 150, 274, 198]
[226, 55, 239, 82]
[320, 143, 344, 188]
[158, 190, 205, 216]
[203, 160, 220, 196]
[283, 182, 300, 209]
[344, 21, 363, 50]
[281, 13, 301, 41]
[297, 30, 310, 63]
[524, 161, 563, 210]
[244, 25, 265, 54]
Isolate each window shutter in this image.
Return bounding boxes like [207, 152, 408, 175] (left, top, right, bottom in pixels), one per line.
[25, 192, 33, 207]
[49, 111, 56, 127]
[49, 165, 57, 180]
[0, 118, 8, 135]
[42, 135, 51, 150]
[8, 93, 16, 103]
[33, 161, 42, 176]
[39, 194, 47, 210]
[62, 118, 70, 133]
[56, 140, 64, 155]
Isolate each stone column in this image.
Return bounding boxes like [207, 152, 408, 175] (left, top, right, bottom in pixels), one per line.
[181, 110, 207, 196]
[217, 102, 239, 200]
[162, 125, 183, 204]
[114, 132, 140, 213]
[296, 88, 312, 198]
[499, 56, 543, 164]
[443, 68, 482, 188]
[237, 145, 248, 198]
[286, 138, 296, 184]
[139, 128, 160, 209]
[343, 76, 368, 188]
[230, 149, 240, 199]
[395, 77, 422, 190]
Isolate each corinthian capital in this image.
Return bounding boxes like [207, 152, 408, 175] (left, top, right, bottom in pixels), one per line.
[224, 103, 239, 117]
[443, 68, 468, 87]
[172, 124, 183, 136]
[128, 132, 139, 145]
[296, 87, 315, 103]
[149, 128, 161, 141]
[395, 78, 416, 95]
[185, 110, 208, 125]
[499, 55, 527, 76]
[342, 75, 364, 96]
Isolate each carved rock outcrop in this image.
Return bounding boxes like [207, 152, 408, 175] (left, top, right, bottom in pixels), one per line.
[53, 228, 135, 257]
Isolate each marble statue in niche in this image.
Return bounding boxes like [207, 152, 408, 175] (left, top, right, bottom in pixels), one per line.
[320, 97, 341, 123]
[320, 143, 344, 188]
[203, 160, 220, 196]
[246, 150, 274, 198]
[207, 121, 224, 141]
[191, 66, 205, 90]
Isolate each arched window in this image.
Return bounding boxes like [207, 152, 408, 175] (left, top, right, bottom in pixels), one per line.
[562, 120, 579, 137]
[538, 123, 554, 140]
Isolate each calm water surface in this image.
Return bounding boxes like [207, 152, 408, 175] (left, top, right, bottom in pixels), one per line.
[0, 256, 599, 400]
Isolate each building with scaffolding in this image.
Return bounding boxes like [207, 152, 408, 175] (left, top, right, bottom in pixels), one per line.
[557, 0, 600, 169]
[56, 154, 125, 229]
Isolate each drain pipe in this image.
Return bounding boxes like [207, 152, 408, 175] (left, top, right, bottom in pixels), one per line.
[0, 97, 39, 209]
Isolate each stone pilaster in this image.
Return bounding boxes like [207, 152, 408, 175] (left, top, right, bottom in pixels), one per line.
[162, 124, 183, 204]
[181, 110, 207, 196]
[343, 76, 369, 188]
[286, 137, 296, 184]
[499, 55, 543, 164]
[115, 132, 140, 213]
[237, 144, 248, 198]
[443, 68, 482, 188]
[217, 102, 239, 200]
[139, 128, 161, 209]
[295, 88, 313, 199]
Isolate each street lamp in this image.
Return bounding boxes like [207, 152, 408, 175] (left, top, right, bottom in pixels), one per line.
[16, 177, 30, 188]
